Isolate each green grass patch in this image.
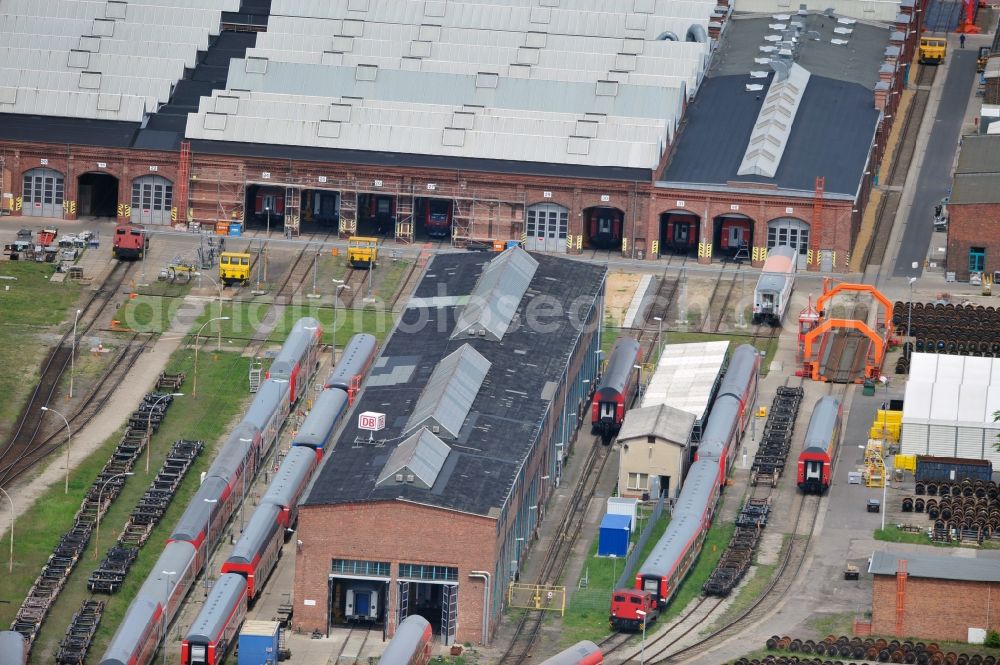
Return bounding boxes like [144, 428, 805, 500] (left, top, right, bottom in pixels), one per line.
[706, 562, 777, 633]
[189, 300, 396, 346]
[807, 611, 856, 639]
[374, 258, 412, 304]
[116, 294, 192, 333]
[11, 349, 253, 663]
[0, 262, 82, 434]
[871, 524, 999, 549]
[560, 505, 670, 646]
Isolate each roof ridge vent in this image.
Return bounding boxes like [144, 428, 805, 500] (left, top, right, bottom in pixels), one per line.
[737, 63, 811, 178]
[451, 247, 538, 342]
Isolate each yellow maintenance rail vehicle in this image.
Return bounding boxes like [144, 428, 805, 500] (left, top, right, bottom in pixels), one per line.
[347, 236, 379, 268]
[919, 36, 947, 65]
[219, 251, 252, 285]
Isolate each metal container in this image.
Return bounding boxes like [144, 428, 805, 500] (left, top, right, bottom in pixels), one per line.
[915, 455, 992, 482]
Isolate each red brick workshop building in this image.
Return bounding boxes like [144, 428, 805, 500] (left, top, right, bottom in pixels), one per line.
[0, 1, 919, 272]
[292, 248, 606, 646]
[869, 551, 1000, 642]
[946, 134, 1000, 281]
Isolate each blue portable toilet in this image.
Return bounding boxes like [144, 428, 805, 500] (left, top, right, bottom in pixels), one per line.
[229, 222, 243, 237]
[598, 513, 631, 557]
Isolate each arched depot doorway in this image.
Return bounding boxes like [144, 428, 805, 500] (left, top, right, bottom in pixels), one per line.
[525, 203, 568, 253]
[245, 185, 286, 231]
[130, 175, 173, 225]
[767, 217, 810, 268]
[583, 206, 624, 250]
[78, 172, 118, 218]
[658, 210, 699, 255]
[713, 214, 753, 261]
[22, 168, 65, 217]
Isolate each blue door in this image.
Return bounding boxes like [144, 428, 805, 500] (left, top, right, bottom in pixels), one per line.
[969, 247, 986, 273]
[356, 591, 370, 616]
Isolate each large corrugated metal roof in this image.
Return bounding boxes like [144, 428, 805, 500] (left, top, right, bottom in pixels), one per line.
[178, 0, 716, 169]
[452, 247, 539, 341]
[869, 550, 1000, 581]
[642, 341, 729, 422]
[0, 0, 235, 122]
[405, 344, 491, 438]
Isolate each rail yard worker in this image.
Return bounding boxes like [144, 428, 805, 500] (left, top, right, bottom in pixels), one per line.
[960, 34, 966, 48]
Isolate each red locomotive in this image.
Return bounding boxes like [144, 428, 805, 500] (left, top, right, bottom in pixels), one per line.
[661, 214, 699, 254]
[716, 216, 752, 257]
[423, 199, 452, 238]
[590, 337, 641, 442]
[797, 396, 843, 493]
[112, 223, 148, 260]
[609, 589, 658, 631]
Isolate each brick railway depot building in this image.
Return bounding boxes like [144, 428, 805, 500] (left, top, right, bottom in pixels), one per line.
[869, 551, 1000, 642]
[292, 249, 605, 645]
[0, 7, 920, 273]
[946, 134, 1000, 281]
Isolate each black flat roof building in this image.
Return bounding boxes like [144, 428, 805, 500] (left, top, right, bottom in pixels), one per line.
[305, 248, 605, 516]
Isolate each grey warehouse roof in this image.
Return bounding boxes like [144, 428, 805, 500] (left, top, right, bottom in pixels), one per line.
[618, 404, 696, 446]
[950, 135, 1000, 205]
[182, 0, 718, 171]
[868, 550, 1000, 582]
[304, 250, 606, 517]
[659, 12, 888, 196]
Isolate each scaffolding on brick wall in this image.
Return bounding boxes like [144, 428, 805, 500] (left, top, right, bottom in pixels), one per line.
[184, 166, 526, 245]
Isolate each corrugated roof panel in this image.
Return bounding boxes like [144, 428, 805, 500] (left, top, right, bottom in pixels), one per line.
[376, 427, 452, 489]
[452, 247, 539, 341]
[405, 343, 491, 438]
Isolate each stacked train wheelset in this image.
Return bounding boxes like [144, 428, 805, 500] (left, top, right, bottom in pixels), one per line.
[893, 302, 1000, 373]
[900, 478, 1000, 543]
[759, 634, 998, 665]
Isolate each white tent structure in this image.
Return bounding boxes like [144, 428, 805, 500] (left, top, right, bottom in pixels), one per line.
[900, 354, 1000, 465]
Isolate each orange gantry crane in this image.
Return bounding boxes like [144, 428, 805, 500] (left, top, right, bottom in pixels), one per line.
[798, 279, 894, 382]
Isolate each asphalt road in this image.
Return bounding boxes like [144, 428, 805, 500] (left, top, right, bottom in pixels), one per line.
[894, 48, 978, 277]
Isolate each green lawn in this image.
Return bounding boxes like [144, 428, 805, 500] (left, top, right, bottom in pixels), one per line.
[115, 294, 193, 333]
[0, 262, 82, 436]
[560, 505, 670, 646]
[374, 258, 413, 304]
[873, 524, 997, 549]
[9, 349, 253, 663]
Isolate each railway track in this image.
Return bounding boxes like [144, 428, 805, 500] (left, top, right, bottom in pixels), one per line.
[0, 333, 155, 488]
[0, 260, 136, 485]
[498, 438, 613, 665]
[862, 64, 935, 275]
[705, 273, 739, 334]
[621, 382, 846, 665]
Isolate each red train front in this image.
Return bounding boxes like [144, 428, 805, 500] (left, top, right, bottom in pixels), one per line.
[609, 589, 658, 631]
[590, 337, 641, 442]
[423, 199, 452, 238]
[112, 223, 148, 260]
[796, 396, 843, 494]
[587, 207, 623, 249]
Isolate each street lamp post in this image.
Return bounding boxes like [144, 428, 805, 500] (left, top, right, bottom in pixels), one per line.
[0, 487, 14, 573]
[907, 277, 917, 339]
[161, 570, 177, 665]
[41, 407, 72, 494]
[95, 472, 134, 558]
[750, 350, 764, 443]
[193, 316, 231, 398]
[196, 273, 226, 350]
[331, 280, 350, 363]
[146, 393, 183, 474]
[636, 609, 648, 664]
[70, 308, 81, 399]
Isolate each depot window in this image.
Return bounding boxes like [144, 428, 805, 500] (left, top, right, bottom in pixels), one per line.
[398, 563, 458, 582]
[331, 558, 390, 577]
